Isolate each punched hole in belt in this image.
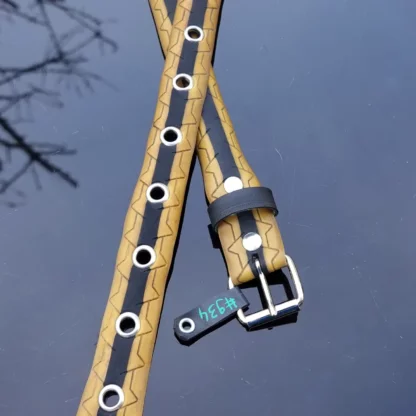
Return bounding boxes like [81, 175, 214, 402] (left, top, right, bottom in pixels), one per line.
[184, 25, 204, 42]
[160, 126, 182, 146]
[98, 385, 124, 412]
[120, 317, 135, 332]
[116, 312, 141, 338]
[146, 183, 169, 203]
[132, 245, 156, 269]
[173, 73, 193, 91]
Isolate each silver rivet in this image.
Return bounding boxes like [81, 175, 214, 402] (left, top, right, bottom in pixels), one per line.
[98, 385, 124, 412]
[224, 176, 243, 193]
[242, 232, 262, 251]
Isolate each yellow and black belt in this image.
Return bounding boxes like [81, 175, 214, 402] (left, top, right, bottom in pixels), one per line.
[77, 1, 304, 414]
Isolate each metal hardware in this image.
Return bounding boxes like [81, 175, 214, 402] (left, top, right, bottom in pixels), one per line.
[160, 126, 182, 146]
[115, 312, 141, 338]
[178, 317, 196, 334]
[223, 176, 243, 193]
[184, 25, 204, 42]
[98, 384, 124, 412]
[242, 233, 263, 252]
[172, 73, 193, 91]
[228, 255, 304, 329]
[132, 245, 156, 269]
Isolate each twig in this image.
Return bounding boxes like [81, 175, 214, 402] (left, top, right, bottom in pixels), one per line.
[0, 115, 77, 189]
[0, 0, 116, 198]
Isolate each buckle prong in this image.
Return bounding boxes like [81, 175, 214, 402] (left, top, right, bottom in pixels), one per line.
[228, 255, 304, 329]
[255, 259, 277, 317]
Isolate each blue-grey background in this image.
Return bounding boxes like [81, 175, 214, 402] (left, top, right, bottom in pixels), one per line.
[1, 0, 415, 415]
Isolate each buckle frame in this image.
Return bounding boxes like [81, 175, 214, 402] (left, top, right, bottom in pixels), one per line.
[228, 255, 304, 329]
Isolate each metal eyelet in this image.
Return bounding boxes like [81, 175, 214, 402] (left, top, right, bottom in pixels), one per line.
[115, 312, 141, 338]
[184, 25, 204, 42]
[98, 384, 124, 412]
[173, 73, 193, 91]
[160, 126, 182, 146]
[132, 245, 156, 269]
[178, 318, 195, 333]
[146, 183, 169, 203]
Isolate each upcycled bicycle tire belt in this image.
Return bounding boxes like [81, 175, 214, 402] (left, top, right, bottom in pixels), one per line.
[77, 1, 305, 414]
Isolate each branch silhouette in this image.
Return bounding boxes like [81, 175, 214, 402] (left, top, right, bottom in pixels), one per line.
[0, 0, 117, 207]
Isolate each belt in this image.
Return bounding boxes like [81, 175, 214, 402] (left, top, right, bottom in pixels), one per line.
[77, 1, 304, 414]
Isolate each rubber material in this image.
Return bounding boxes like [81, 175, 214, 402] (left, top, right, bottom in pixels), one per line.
[149, 0, 287, 284]
[208, 187, 278, 231]
[76, 2, 223, 415]
[173, 287, 249, 344]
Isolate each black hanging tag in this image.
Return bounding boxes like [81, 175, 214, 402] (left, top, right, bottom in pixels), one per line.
[173, 287, 249, 344]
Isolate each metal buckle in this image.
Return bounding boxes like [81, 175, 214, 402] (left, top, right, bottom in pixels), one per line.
[228, 255, 304, 329]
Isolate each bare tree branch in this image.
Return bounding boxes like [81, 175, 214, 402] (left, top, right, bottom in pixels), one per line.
[0, 0, 117, 205]
[0, 159, 32, 194]
[0, 0, 45, 25]
[0, 115, 78, 185]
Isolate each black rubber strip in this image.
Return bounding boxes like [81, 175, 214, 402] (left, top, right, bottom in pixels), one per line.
[165, 0, 177, 21]
[208, 187, 278, 231]
[201, 90, 241, 179]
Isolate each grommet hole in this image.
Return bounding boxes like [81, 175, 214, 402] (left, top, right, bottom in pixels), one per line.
[182, 321, 191, 330]
[175, 76, 190, 89]
[160, 127, 182, 146]
[136, 249, 151, 266]
[98, 385, 124, 412]
[103, 390, 120, 408]
[146, 183, 169, 203]
[149, 186, 165, 201]
[179, 318, 195, 333]
[132, 245, 156, 269]
[146, 183, 169, 204]
[184, 26, 204, 42]
[173, 74, 193, 91]
[188, 28, 201, 39]
[164, 129, 178, 143]
[120, 316, 135, 333]
[116, 312, 140, 338]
